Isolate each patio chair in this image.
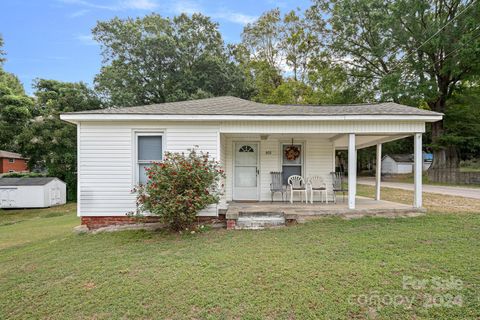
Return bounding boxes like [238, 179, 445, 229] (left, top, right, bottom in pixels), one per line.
[270, 171, 286, 202]
[330, 172, 348, 203]
[307, 176, 328, 204]
[287, 175, 308, 203]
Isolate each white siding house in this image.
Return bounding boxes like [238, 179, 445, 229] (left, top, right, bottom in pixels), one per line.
[61, 96, 443, 228]
[0, 177, 66, 208]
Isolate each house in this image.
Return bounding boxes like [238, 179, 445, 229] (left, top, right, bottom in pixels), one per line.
[60, 96, 443, 229]
[0, 177, 66, 208]
[382, 153, 432, 174]
[0, 150, 28, 174]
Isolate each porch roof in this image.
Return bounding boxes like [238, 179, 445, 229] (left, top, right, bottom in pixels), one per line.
[61, 96, 443, 122]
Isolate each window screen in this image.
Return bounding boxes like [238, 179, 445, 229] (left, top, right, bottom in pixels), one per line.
[137, 135, 163, 184]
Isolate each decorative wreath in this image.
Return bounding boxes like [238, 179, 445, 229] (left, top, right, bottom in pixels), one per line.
[284, 145, 301, 161]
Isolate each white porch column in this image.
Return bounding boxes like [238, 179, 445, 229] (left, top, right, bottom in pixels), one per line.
[414, 133, 423, 208]
[348, 133, 356, 209]
[375, 143, 382, 200]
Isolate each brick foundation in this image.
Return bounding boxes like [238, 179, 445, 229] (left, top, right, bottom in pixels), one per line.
[81, 215, 225, 230]
[81, 216, 161, 230]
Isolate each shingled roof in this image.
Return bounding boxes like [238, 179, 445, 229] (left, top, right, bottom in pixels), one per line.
[0, 177, 61, 186]
[386, 154, 415, 163]
[66, 96, 442, 117]
[0, 150, 25, 159]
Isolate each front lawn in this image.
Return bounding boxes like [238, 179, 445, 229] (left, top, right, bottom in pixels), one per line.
[0, 197, 479, 319]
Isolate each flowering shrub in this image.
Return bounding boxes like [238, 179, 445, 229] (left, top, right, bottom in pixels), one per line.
[134, 150, 224, 231]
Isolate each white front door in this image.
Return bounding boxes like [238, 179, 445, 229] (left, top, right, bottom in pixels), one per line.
[233, 142, 259, 200]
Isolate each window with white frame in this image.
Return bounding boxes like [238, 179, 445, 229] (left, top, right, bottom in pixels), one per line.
[282, 143, 303, 184]
[8, 158, 15, 163]
[136, 133, 163, 184]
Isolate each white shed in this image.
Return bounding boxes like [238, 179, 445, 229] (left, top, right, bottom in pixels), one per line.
[0, 177, 66, 208]
[382, 153, 432, 174]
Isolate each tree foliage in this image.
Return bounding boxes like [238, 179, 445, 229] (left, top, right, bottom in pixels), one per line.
[236, 8, 366, 105]
[17, 79, 102, 200]
[309, 0, 480, 168]
[0, 41, 33, 152]
[93, 13, 252, 107]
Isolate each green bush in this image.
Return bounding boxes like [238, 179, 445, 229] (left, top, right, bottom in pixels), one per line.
[134, 150, 224, 231]
[2, 172, 46, 178]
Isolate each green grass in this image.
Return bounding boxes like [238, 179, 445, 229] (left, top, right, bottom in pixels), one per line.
[1, 202, 479, 319]
[0, 203, 78, 249]
[382, 173, 480, 188]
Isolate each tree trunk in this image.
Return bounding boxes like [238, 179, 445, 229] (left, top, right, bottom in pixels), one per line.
[429, 116, 460, 170]
[429, 99, 460, 172]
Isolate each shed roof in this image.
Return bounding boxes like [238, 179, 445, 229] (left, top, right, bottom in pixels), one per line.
[385, 154, 415, 163]
[0, 177, 61, 186]
[64, 96, 442, 117]
[0, 150, 25, 159]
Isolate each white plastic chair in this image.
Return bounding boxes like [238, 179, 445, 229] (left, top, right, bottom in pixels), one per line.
[307, 176, 328, 204]
[287, 175, 308, 203]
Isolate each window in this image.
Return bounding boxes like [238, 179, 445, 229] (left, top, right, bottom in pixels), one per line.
[282, 143, 303, 184]
[136, 133, 163, 184]
[8, 170, 15, 173]
[238, 145, 254, 153]
[8, 158, 15, 163]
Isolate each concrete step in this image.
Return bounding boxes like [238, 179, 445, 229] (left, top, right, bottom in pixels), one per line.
[236, 213, 286, 230]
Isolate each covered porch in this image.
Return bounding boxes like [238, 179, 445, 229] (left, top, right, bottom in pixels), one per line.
[219, 131, 424, 211]
[224, 197, 425, 229]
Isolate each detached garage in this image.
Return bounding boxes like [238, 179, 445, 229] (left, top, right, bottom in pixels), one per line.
[0, 177, 66, 209]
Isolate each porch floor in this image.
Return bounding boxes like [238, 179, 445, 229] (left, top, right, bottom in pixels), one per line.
[225, 197, 425, 221]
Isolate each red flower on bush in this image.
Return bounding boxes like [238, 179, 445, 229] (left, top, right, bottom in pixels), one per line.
[133, 149, 225, 231]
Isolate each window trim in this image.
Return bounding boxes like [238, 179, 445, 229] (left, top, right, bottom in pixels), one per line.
[280, 142, 305, 183]
[133, 131, 164, 185]
[8, 158, 15, 163]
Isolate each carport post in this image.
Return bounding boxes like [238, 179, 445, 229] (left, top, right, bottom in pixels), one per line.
[348, 133, 356, 209]
[414, 133, 423, 208]
[375, 143, 382, 200]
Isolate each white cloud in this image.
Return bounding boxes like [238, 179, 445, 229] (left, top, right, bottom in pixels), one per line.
[168, 1, 257, 25]
[169, 0, 202, 15]
[212, 10, 257, 25]
[121, 0, 158, 10]
[61, 0, 256, 25]
[70, 9, 89, 17]
[76, 34, 98, 46]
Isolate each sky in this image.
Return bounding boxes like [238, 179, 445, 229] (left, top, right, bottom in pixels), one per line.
[0, 0, 311, 95]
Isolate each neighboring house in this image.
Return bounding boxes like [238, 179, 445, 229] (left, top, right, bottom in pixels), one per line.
[0, 150, 28, 174]
[382, 153, 432, 174]
[0, 177, 66, 208]
[60, 96, 442, 228]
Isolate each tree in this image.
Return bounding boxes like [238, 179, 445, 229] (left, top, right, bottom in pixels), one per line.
[309, 0, 480, 170]
[238, 8, 364, 104]
[0, 36, 33, 152]
[281, 10, 320, 83]
[18, 79, 102, 200]
[441, 81, 480, 160]
[0, 34, 5, 64]
[307, 56, 374, 104]
[93, 13, 251, 107]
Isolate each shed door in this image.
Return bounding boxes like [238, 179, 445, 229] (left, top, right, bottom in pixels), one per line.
[233, 142, 259, 200]
[0, 188, 17, 207]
